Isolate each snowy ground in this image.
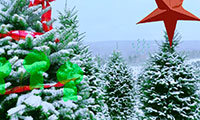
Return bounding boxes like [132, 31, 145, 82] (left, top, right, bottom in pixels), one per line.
[131, 66, 142, 78]
[186, 58, 200, 64]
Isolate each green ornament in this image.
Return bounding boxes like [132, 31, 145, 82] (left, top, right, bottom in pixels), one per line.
[0, 57, 11, 94]
[57, 60, 83, 102]
[23, 50, 50, 89]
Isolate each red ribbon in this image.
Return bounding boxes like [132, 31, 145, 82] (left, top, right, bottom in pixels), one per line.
[0, 30, 43, 41]
[29, 0, 55, 32]
[2, 78, 77, 95]
[0, 30, 60, 43]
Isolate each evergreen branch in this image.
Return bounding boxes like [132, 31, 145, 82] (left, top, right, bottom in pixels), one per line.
[6, 0, 18, 15]
[24, 5, 41, 15]
[33, 46, 50, 55]
[0, 36, 12, 45]
[8, 56, 19, 66]
[49, 50, 70, 64]
[39, 6, 51, 17]
[0, 11, 8, 20]
[33, 29, 56, 46]
[7, 49, 29, 56]
[46, 18, 57, 27]
[28, 6, 51, 23]
[0, 0, 9, 8]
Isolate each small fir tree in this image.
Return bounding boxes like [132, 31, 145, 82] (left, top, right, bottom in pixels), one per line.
[103, 51, 135, 120]
[52, 6, 110, 120]
[138, 33, 200, 120]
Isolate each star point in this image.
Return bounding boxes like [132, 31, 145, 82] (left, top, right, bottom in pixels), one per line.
[137, 0, 200, 46]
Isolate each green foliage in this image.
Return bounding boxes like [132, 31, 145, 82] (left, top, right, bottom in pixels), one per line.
[103, 51, 135, 120]
[0, 0, 111, 119]
[0, 0, 42, 31]
[58, 6, 79, 30]
[0, 95, 18, 120]
[22, 105, 49, 120]
[138, 33, 200, 120]
[159, 32, 181, 53]
[0, 0, 86, 119]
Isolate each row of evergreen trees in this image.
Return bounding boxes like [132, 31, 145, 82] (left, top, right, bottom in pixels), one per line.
[100, 32, 200, 120]
[0, 0, 200, 119]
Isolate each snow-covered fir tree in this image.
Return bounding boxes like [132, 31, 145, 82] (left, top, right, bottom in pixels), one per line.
[138, 33, 200, 120]
[57, 7, 110, 120]
[103, 51, 135, 120]
[0, 0, 108, 120]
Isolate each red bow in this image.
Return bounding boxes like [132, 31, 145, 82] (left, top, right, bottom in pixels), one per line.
[29, 0, 55, 32]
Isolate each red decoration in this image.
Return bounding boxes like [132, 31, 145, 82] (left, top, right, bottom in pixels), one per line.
[54, 38, 60, 43]
[27, 0, 60, 43]
[2, 78, 77, 95]
[0, 30, 60, 43]
[41, 1, 53, 32]
[137, 0, 200, 46]
[29, 0, 55, 32]
[29, 0, 55, 7]
[0, 30, 43, 41]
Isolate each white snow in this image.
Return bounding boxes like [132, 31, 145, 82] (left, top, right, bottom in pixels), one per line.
[11, 43, 18, 49]
[41, 101, 59, 115]
[48, 115, 58, 120]
[186, 58, 200, 64]
[60, 100, 78, 108]
[33, 45, 50, 51]
[7, 49, 14, 55]
[9, 56, 19, 65]
[24, 95, 42, 107]
[8, 105, 26, 116]
[68, 42, 78, 47]
[17, 67, 26, 74]
[4, 94, 18, 102]
[131, 66, 142, 77]
[0, 48, 5, 55]
[43, 72, 48, 78]
[19, 40, 26, 44]
[24, 116, 33, 120]
[5, 82, 12, 88]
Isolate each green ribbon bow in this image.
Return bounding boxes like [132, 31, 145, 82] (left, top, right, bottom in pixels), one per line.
[0, 57, 11, 94]
[57, 60, 83, 102]
[23, 50, 50, 89]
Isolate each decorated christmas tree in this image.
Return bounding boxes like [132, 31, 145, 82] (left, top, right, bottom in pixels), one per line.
[138, 33, 200, 120]
[0, 0, 108, 119]
[102, 51, 135, 120]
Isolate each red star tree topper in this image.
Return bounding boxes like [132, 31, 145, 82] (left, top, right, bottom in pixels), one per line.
[137, 0, 200, 46]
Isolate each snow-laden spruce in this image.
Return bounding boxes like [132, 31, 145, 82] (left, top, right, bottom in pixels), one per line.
[102, 51, 136, 120]
[0, 1, 109, 120]
[138, 33, 200, 120]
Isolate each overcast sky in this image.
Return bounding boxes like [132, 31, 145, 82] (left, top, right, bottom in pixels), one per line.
[18, 1, 200, 42]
